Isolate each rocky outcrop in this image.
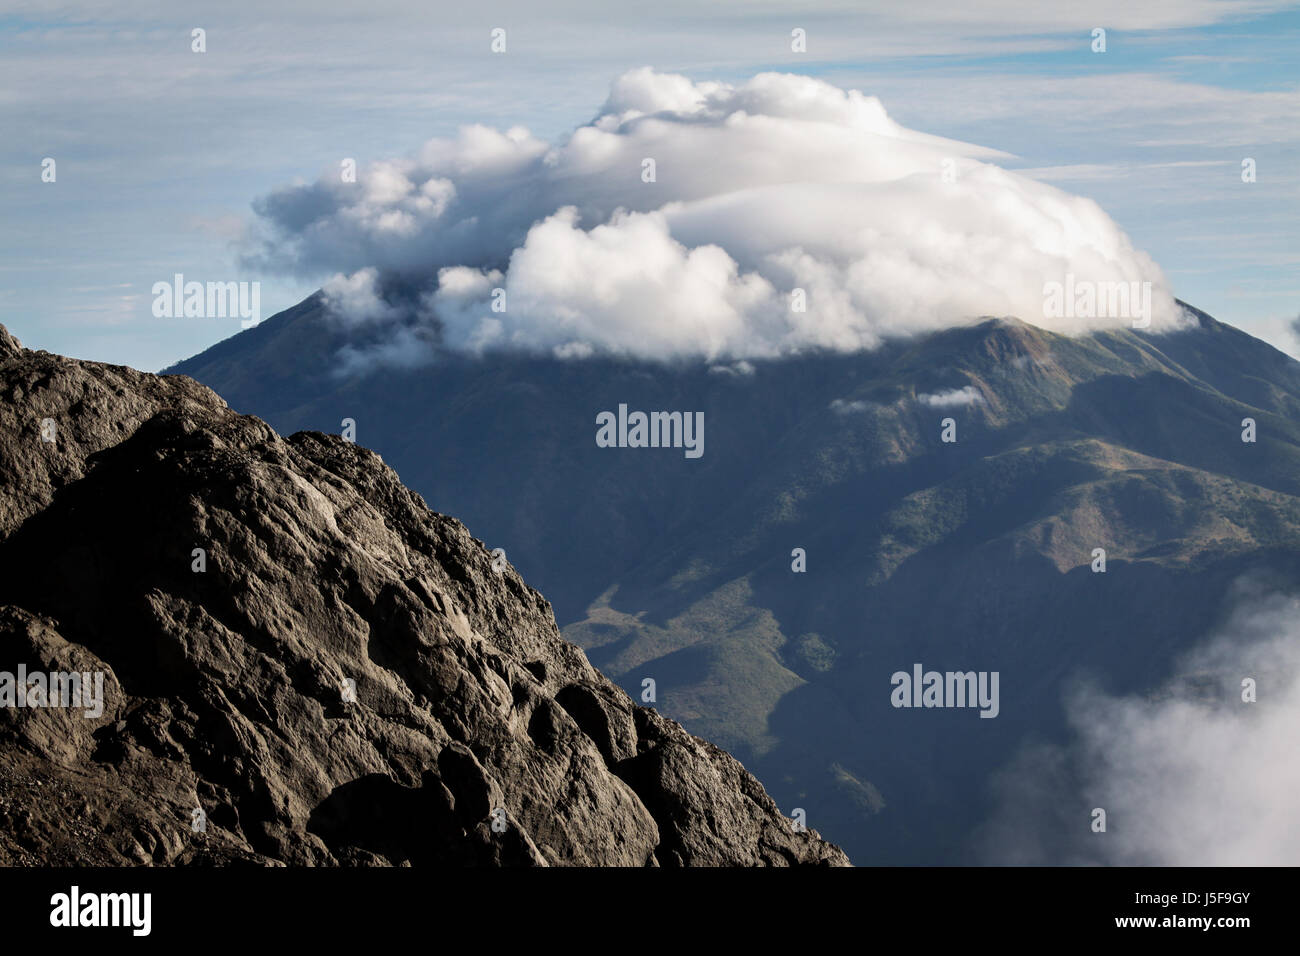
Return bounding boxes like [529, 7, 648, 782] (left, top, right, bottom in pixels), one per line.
[0, 325, 848, 866]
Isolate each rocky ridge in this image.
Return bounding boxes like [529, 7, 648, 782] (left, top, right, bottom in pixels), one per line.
[0, 325, 848, 866]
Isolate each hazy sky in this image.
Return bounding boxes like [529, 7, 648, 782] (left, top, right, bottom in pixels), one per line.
[3, 0, 1298, 370]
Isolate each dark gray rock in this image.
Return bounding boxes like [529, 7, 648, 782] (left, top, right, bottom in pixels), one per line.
[0, 325, 849, 866]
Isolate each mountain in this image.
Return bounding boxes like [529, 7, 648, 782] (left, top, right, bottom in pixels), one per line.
[169, 298, 1300, 864]
[0, 323, 847, 866]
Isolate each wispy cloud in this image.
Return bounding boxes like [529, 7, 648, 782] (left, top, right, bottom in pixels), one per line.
[917, 387, 985, 408]
[979, 580, 1300, 865]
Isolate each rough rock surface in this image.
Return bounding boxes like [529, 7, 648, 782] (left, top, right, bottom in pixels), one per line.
[0, 325, 849, 866]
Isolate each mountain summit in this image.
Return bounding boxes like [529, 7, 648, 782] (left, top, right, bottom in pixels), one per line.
[0, 324, 847, 866]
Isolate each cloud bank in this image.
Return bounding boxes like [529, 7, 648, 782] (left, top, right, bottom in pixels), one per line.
[244, 68, 1184, 365]
[979, 580, 1300, 865]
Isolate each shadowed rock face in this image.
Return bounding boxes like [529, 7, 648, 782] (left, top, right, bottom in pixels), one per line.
[0, 325, 848, 866]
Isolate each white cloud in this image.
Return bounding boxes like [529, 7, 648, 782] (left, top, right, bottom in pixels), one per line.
[918, 386, 985, 407]
[709, 360, 756, 377]
[981, 582, 1300, 865]
[321, 267, 402, 324]
[247, 68, 1188, 365]
[830, 398, 876, 415]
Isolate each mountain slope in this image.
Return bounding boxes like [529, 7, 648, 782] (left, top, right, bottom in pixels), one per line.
[169, 299, 1300, 863]
[0, 324, 847, 866]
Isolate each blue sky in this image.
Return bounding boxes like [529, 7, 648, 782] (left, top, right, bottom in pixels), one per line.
[2, 0, 1297, 370]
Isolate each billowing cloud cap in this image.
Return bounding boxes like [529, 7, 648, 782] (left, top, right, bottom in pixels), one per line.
[246, 68, 1183, 364]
